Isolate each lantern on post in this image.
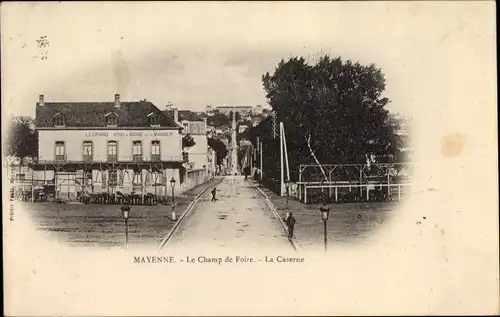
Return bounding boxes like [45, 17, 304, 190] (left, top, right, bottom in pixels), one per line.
[170, 177, 176, 221]
[120, 200, 131, 250]
[319, 202, 330, 252]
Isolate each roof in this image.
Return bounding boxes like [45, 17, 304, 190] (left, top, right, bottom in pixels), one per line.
[164, 110, 203, 122]
[36, 101, 178, 128]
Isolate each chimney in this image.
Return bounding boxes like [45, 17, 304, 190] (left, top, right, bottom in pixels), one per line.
[173, 108, 179, 123]
[114, 94, 120, 108]
[38, 94, 44, 106]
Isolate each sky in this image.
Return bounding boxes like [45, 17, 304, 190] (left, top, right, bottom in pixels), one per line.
[1, 1, 495, 119]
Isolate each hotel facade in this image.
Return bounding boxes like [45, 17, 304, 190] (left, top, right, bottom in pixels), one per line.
[32, 94, 187, 200]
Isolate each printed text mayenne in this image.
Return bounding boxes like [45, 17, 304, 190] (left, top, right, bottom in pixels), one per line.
[133, 256, 305, 264]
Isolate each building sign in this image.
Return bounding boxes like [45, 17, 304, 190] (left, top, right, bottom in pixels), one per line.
[84, 131, 175, 137]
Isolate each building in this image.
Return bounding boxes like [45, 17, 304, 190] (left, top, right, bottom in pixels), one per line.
[164, 108, 215, 172]
[214, 106, 253, 116]
[238, 124, 248, 134]
[32, 94, 185, 200]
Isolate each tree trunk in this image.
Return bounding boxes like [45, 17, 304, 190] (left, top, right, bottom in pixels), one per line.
[305, 134, 328, 182]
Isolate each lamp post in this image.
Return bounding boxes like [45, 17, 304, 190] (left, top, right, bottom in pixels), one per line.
[121, 201, 131, 250]
[320, 203, 330, 252]
[170, 177, 176, 221]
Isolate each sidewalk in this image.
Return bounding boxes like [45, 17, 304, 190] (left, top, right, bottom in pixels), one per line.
[254, 181, 399, 251]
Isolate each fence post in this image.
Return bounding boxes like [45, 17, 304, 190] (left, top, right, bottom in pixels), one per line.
[335, 186, 338, 202]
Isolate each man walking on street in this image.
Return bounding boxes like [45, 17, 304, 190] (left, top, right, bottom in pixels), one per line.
[286, 212, 296, 239]
[211, 187, 218, 202]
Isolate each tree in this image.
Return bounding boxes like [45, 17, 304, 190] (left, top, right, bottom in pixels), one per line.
[5, 116, 38, 162]
[5, 117, 38, 191]
[256, 55, 402, 182]
[182, 134, 196, 149]
[208, 137, 228, 166]
[207, 111, 230, 128]
[228, 111, 242, 122]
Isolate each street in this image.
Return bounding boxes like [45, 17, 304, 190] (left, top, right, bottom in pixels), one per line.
[165, 177, 292, 252]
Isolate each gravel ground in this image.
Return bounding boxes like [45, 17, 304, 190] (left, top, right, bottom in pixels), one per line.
[19, 179, 218, 250]
[255, 182, 400, 251]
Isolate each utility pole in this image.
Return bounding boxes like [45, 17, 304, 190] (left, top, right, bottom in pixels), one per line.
[280, 121, 284, 196]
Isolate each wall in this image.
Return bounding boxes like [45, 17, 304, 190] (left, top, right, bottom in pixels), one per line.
[180, 168, 212, 193]
[38, 129, 182, 162]
[185, 134, 209, 169]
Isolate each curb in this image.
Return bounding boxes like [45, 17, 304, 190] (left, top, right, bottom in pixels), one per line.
[157, 178, 222, 251]
[249, 180, 301, 252]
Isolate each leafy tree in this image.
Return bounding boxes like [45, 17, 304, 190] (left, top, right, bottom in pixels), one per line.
[229, 111, 242, 122]
[181, 134, 196, 163]
[182, 134, 195, 149]
[5, 116, 38, 162]
[254, 55, 402, 182]
[5, 116, 38, 183]
[207, 111, 230, 128]
[208, 137, 228, 166]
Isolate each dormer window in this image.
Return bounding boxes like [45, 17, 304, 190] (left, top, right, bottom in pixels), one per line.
[105, 112, 119, 127]
[147, 113, 160, 127]
[53, 113, 65, 127]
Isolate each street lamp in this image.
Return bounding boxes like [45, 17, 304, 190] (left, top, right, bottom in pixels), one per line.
[120, 200, 131, 250]
[320, 202, 330, 252]
[170, 177, 176, 221]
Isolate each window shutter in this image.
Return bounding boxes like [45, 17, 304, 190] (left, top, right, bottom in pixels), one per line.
[102, 171, 107, 186]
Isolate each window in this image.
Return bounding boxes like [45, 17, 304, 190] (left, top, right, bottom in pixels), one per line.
[132, 170, 142, 185]
[148, 115, 159, 126]
[132, 141, 142, 162]
[151, 141, 160, 161]
[152, 172, 164, 185]
[107, 141, 118, 162]
[55, 141, 65, 161]
[82, 141, 93, 162]
[108, 171, 117, 185]
[53, 113, 65, 127]
[105, 113, 118, 126]
[183, 122, 189, 133]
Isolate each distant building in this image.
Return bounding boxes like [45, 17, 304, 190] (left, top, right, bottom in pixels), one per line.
[238, 124, 248, 134]
[205, 105, 214, 115]
[215, 106, 253, 116]
[251, 116, 263, 127]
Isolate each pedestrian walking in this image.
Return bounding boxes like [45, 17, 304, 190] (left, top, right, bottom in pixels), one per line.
[286, 212, 296, 239]
[211, 187, 218, 202]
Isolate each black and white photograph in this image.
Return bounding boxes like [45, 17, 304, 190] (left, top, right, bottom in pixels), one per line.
[2, 2, 498, 316]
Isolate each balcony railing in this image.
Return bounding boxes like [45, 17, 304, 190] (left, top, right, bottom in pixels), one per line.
[133, 154, 143, 162]
[55, 154, 66, 162]
[32, 155, 184, 165]
[107, 155, 118, 163]
[151, 154, 161, 161]
[82, 155, 93, 163]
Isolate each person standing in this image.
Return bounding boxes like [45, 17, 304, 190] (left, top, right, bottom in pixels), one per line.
[211, 187, 218, 202]
[286, 212, 296, 239]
